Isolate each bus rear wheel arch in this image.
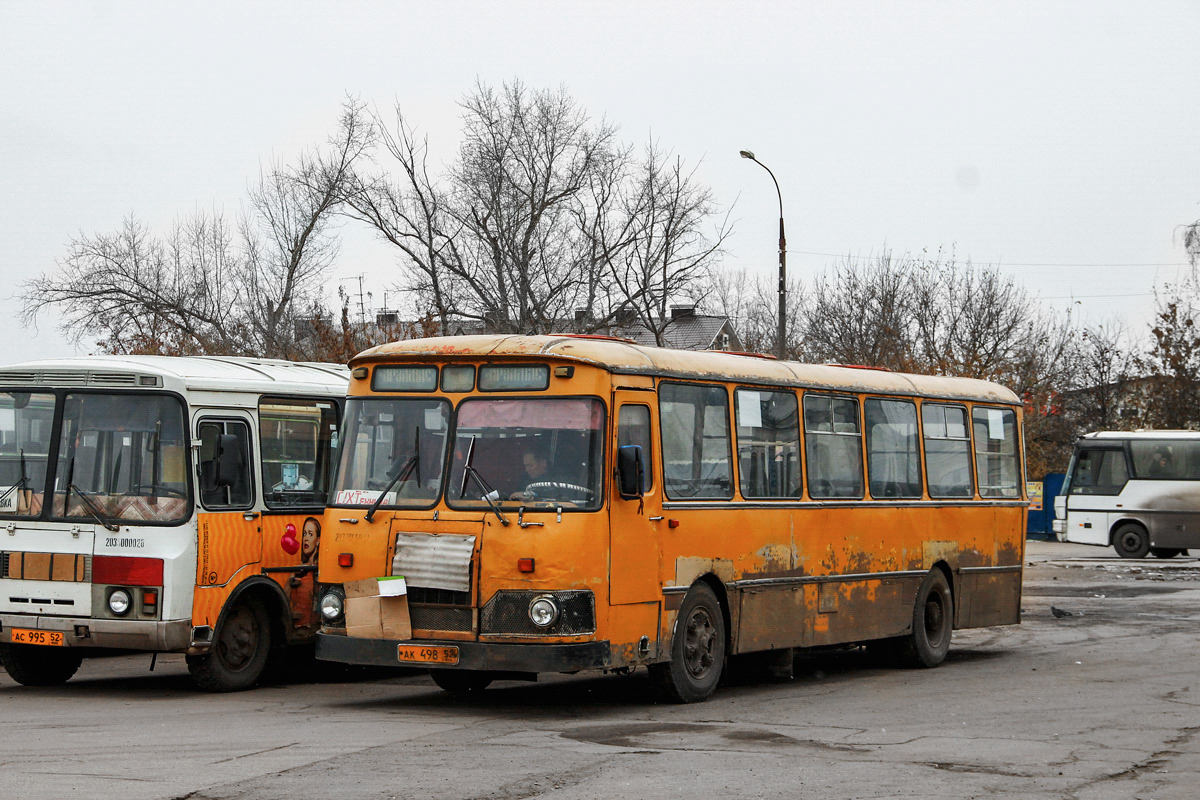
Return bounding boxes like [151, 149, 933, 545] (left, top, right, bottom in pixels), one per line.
[649, 581, 727, 703]
[878, 567, 953, 669]
[1112, 522, 1150, 559]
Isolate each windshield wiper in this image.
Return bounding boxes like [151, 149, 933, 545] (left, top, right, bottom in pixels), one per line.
[365, 427, 421, 523]
[62, 456, 119, 532]
[459, 436, 509, 527]
[0, 448, 29, 509]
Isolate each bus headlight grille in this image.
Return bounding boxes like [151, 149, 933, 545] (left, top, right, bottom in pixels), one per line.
[408, 605, 474, 632]
[480, 590, 595, 636]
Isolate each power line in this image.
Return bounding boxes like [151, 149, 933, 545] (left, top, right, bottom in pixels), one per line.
[790, 249, 1191, 269]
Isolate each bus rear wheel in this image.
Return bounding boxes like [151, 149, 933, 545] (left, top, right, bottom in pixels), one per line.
[0, 643, 83, 686]
[894, 569, 953, 668]
[1113, 523, 1150, 559]
[649, 582, 726, 703]
[430, 669, 493, 694]
[186, 599, 271, 692]
[1151, 547, 1183, 559]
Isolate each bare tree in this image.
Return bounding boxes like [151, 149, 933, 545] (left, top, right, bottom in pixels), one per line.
[1138, 280, 1200, 429]
[23, 119, 366, 359]
[608, 142, 732, 345]
[1062, 319, 1138, 432]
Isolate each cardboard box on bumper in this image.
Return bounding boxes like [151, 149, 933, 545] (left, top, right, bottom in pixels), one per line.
[344, 577, 412, 640]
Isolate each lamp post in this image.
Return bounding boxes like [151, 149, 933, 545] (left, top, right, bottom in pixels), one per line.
[740, 150, 787, 360]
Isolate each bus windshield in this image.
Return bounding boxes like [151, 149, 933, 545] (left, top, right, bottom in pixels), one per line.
[0, 391, 56, 517]
[332, 397, 450, 508]
[447, 397, 605, 510]
[52, 393, 190, 524]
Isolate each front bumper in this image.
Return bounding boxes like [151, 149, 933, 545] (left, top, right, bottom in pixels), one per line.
[0, 614, 191, 650]
[316, 632, 611, 673]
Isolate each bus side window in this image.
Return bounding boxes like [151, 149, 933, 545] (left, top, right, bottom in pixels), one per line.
[865, 398, 922, 499]
[922, 404, 973, 498]
[659, 383, 733, 499]
[804, 394, 864, 499]
[198, 420, 253, 509]
[617, 405, 653, 493]
[259, 398, 339, 508]
[971, 407, 1020, 498]
[735, 388, 801, 498]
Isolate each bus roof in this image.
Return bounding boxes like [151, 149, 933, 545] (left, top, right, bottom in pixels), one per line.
[0, 355, 348, 396]
[356, 335, 1020, 404]
[1081, 430, 1200, 441]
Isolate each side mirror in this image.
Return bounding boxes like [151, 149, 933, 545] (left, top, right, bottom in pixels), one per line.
[617, 445, 645, 499]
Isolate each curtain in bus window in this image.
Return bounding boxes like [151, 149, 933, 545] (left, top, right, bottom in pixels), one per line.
[865, 398, 922, 498]
[804, 395, 864, 499]
[617, 405, 654, 492]
[0, 392, 56, 517]
[259, 398, 339, 509]
[735, 389, 800, 498]
[54, 393, 190, 523]
[659, 384, 733, 499]
[1068, 448, 1129, 495]
[1128, 440, 1200, 480]
[446, 397, 605, 509]
[922, 404, 973, 498]
[971, 407, 1019, 498]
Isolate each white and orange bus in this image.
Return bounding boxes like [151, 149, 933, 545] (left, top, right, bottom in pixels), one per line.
[315, 336, 1025, 702]
[0, 356, 346, 690]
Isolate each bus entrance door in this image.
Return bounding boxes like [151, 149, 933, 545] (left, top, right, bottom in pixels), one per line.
[609, 392, 662, 609]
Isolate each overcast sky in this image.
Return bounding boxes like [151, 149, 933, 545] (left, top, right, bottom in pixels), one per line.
[3, 1, 1198, 366]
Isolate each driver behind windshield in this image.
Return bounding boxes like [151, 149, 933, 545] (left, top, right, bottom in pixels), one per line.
[511, 444, 551, 499]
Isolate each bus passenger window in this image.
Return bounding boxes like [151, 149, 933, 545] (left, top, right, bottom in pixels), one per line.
[865, 398, 922, 498]
[659, 384, 733, 499]
[804, 395, 864, 499]
[922, 404, 973, 498]
[617, 405, 653, 492]
[735, 389, 800, 498]
[1129, 440, 1200, 480]
[972, 407, 1020, 498]
[198, 420, 253, 509]
[259, 398, 340, 508]
[1069, 449, 1129, 495]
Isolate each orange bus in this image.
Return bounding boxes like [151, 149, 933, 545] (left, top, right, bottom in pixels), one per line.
[314, 335, 1025, 702]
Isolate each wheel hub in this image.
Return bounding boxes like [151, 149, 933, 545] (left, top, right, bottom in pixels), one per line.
[683, 609, 717, 678]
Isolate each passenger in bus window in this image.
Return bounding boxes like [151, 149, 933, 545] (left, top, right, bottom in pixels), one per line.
[1148, 448, 1174, 479]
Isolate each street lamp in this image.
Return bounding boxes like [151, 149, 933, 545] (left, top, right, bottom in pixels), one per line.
[740, 150, 787, 359]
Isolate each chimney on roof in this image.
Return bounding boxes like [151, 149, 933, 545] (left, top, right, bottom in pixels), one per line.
[670, 305, 696, 319]
[574, 308, 590, 324]
[376, 312, 398, 326]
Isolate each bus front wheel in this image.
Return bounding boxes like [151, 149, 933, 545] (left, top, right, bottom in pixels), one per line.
[1113, 523, 1150, 559]
[0, 643, 83, 686]
[649, 582, 726, 703]
[430, 669, 494, 694]
[186, 599, 271, 692]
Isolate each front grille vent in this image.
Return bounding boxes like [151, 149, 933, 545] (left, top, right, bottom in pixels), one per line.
[407, 586, 470, 606]
[0, 370, 141, 387]
[480, 590, 596, 636]
[409, 605, 474, 632]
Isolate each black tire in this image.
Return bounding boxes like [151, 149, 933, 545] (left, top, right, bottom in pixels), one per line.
[429, 669, 493, 694]
[1113, 523, 1150, 559]
[649, 582, 726, 703]
[894, 569, 953, 668]
[186, 599, 271, 692]
[0, 643, 83, 686]
[1151, 547, 1182, 559]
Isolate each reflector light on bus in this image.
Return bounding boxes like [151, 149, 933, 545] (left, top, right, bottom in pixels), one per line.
[92, 556, 164, 586]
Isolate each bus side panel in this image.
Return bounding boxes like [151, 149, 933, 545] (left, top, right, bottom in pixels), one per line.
[808, 578, 918, 648]
[960, 571, 1021, 628]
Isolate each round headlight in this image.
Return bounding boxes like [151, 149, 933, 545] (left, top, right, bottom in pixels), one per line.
[320, 591, 344, 622]
[108, 589, 132, 616]
[528, 595, 560, 628]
